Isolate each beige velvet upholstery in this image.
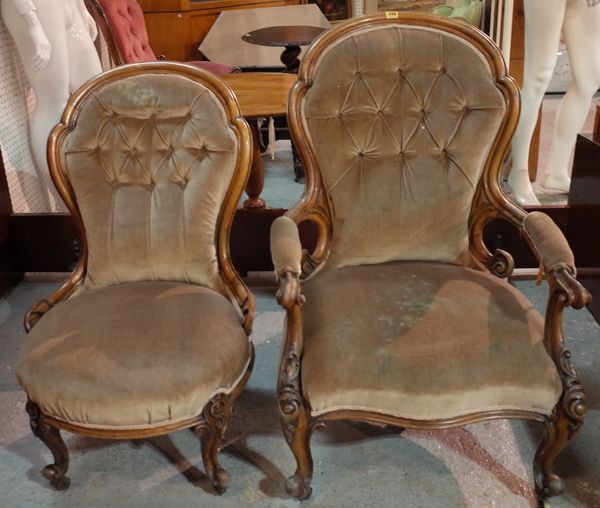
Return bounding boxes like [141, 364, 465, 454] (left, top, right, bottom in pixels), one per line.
[17, 282, 250, 429]
[523, 212, 575, 273]
[304, 26, 506, 269]
[301, 262, 562, 420]
[271, 216, 302, 275]
[64, 73, 238, 291]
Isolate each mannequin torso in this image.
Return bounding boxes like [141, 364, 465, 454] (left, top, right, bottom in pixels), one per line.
[1, 0, 101, 208]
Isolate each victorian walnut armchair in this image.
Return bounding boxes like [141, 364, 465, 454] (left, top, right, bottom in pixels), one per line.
[85, 0, 234, 75]
[271, 13, 591, 501]
[16, 62, 254, 493]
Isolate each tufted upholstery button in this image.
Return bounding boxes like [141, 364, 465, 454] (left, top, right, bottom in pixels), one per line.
[377, 110, 384, 116]
[337, 112, 343, 119]
[439, 67, 446, 74]
[355, 71, 361, 77]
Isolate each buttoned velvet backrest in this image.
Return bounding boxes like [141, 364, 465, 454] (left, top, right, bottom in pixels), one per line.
[98, 0, 156, 63]
[60, 68, 239, 291]
[302, 21, 508, 269]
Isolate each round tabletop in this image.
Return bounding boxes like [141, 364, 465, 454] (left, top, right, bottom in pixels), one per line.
[222, 72, 297, 119]
[242, 25, 327, 48]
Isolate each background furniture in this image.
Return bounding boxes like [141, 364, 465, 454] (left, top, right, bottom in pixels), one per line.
[199, 3, 329, 69]
[222, 72, 297, 208]
[0, 148, 19, 296]
[138, 0, 303, 62]
[15, 62, 255, 493]
[86, 0, 233, 74]
[241, 25, 326, 73]
[271, 13, 590, 501]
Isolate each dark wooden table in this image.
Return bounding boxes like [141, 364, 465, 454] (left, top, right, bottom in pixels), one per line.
[242, 25, 326, 73]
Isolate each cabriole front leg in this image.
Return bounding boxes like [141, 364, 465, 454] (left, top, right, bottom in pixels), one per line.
[534, 325, 586, 499]
[196, 393, 232, 494]
[279, 343, 314, 500]
[280, 382, 314, 500]
[26, 400, 70, 490]
[534, 275, 587, 500]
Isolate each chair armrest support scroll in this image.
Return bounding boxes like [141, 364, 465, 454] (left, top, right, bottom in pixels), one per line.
[24, 264, 85, 332]
[271, 216, 304, 310]
[551, 264, 591, 310]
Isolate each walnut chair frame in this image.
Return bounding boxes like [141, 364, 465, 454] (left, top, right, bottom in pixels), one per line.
[271, 13, 591, 501]
[23, 62, 255, 494]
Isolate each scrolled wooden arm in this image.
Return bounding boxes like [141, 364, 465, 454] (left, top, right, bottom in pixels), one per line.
[549, 264, 591, 310]
[24, 265, 85, 332]
[276, 270, 305, 311]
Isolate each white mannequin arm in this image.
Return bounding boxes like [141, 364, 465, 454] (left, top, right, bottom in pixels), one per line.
[8, 0, 35, 16]
[76, 0, 98, 42]
[9, 0, 52, 72]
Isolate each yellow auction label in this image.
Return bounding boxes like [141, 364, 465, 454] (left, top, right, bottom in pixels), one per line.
[385, 11, 399, 19]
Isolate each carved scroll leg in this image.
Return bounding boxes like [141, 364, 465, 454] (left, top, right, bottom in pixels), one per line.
[279, 389, 314, 500]
[196, 394, 232, 495]
[534, 399, 585, 499]
[26, 400, 70, 490]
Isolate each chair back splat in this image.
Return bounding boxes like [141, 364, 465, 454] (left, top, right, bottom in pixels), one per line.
[289, 13, 519, 271]
[51, 63, 249, 294]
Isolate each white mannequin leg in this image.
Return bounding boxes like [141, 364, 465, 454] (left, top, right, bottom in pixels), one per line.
[540, 0, 600, 191]
[508, 0, 566, 206]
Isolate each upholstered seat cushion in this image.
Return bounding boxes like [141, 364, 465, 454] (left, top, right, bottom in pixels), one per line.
[16, 282, 251, 430]
[301, 262, 562, 420]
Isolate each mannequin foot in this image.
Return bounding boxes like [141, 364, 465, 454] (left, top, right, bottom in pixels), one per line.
[540, 174, 571, 193]
[507, 169, 541, 206]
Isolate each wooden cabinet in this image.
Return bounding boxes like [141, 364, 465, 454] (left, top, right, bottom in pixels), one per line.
[139, 0, 304, 61]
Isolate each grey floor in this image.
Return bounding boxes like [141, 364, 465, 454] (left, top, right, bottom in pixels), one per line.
[1, 144, 600, 507]
[1, 276, 599, 508]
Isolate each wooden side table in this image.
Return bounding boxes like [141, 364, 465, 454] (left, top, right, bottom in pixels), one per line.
[241, 25, 326, 73]
[222, 72, 297, 208]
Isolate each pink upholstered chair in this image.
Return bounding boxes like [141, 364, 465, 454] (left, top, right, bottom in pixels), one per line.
[86, 0, 234, 75]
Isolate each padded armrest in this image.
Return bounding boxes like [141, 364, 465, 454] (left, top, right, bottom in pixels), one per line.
[271, 216, 302, 276]
[522, 212, 575, 273]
